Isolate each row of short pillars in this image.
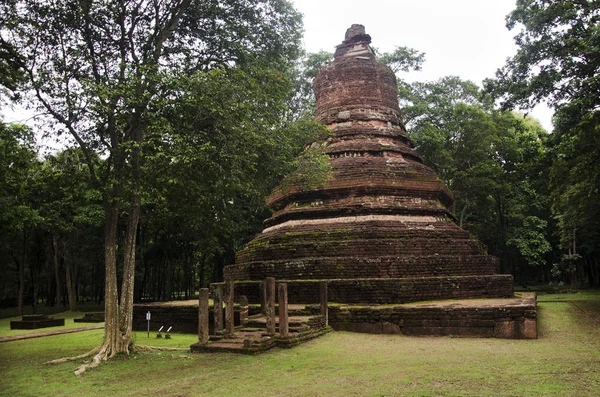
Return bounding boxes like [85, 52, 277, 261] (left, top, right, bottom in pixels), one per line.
[197, 278, 328, 345]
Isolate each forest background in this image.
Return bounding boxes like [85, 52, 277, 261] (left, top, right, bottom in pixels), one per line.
[1, 0, 598, 325]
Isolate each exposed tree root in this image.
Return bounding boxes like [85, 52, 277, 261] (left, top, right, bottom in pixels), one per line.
[45, 345, 102, 365]
[74, 344, 111, 376]
[45, 343, 121, 376]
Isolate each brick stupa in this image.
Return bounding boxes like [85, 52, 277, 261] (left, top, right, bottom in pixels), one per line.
[224, 25, 536, 338]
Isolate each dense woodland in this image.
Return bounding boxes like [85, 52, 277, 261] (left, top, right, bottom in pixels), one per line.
[1, 0, 599, 318]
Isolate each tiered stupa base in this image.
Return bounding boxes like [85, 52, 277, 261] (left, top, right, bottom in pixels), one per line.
[226, 218, 514, 303]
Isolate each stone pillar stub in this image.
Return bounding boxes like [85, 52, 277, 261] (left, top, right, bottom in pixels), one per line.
[198, 288, 209, 345]
[211, 284, 224, 334]
[278, 283, 289, 337]
[320, 281, 328, 327]
[225, 280, 235, 336]
[239, 295, 249, 326]
[265, 277, 276, 336]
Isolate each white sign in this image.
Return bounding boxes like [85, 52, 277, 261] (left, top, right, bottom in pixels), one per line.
[146, 311, 151, 321]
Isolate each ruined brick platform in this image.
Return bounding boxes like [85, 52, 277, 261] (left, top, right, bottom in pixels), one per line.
[222, 25, 536, 339]
[10, 314, 65, 330]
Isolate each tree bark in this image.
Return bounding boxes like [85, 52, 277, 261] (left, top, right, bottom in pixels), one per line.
[17, 256, 24, 316]
[65, 252, 77, 311]
[53, 237, 61, 311]
[119, 194, 141, 344]
[103, 198, 124, 357]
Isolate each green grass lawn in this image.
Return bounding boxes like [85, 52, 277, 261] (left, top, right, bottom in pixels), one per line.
[1, 291, 599, 397]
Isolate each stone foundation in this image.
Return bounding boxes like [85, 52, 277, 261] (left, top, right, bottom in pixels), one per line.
[316, 293, 537, 339]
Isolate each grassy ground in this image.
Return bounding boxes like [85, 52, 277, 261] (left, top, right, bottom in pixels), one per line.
[0, 291, 599, 397]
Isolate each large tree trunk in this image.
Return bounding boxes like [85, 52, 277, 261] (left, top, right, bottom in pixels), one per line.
[102, 199, 124, 357]
[65, 253, 77, 312]
[119, 195, 141, 343]
[53, 237, 61, 311]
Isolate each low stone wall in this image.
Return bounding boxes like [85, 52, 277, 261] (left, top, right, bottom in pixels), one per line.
[233, 275, 514, 305]
[133, 304, 201, 334]
[132, 303, 259, 334]
[317, 293, 537, 339]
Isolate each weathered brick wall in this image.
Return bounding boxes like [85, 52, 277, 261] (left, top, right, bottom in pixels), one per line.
[321, 297, 537, 338]
[232, 275, 513, 305]
[235, 225, 489, 264]
[226, 255, 499, 281]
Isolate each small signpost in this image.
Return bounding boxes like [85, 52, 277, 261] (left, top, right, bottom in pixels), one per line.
[146, 311, 151, 337]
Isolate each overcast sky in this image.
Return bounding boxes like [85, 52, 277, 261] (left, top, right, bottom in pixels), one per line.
[292, 0, 554, 131]
[1, 0, 553, 133]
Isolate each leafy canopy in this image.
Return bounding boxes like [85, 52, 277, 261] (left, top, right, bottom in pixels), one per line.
[486, 0, 600, 130]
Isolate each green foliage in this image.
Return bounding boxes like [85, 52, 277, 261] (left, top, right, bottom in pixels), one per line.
[486, 0, 600, 286]
[0, 40, 24, 101]
[137, 65, 324, 293]
[288, 51, 334, 118]
[375, 46, 426, 74]
[508, 216, 552, 267]
[282, 140, 332, 191]
[549, 113, 600, 249]
[0, 122, 40, 230]
[0, 122, 42, 303]
[486, 0, 600, 131]
[403, 76, 552, 277]
[0, 0, 307, 305]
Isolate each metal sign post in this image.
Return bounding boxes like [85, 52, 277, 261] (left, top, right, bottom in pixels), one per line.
[146, 311, 151, 338]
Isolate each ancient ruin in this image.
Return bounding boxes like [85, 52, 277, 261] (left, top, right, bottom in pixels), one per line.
[222, 25, 537, 339]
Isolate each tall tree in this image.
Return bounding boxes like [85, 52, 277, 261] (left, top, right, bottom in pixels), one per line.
[139, 67, 324, 295]
[1, 0, 302, 373]
[486, 0, 600, 131]
[548, 113, 600, 286]
[0, 122, 41, 314]
[404, 77, 551, 280]
[487, 0, 600, 287]
[39, 148, 104, 311]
